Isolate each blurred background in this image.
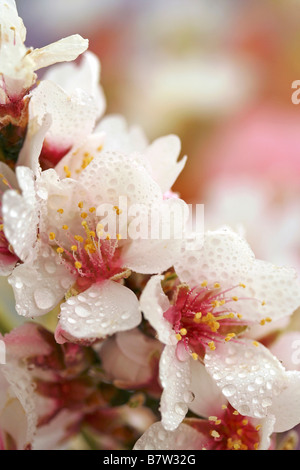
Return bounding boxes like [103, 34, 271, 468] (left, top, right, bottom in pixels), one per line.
[2, 0, 299, 329]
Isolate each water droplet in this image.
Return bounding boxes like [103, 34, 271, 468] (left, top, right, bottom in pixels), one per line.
[45, 261, 56, 274]
[75, 305, 91, 318]
[174, 402, 188, 416]
[183, 391, 195, 403]
[222, 384, 236, 397]
[34, 288, 56, 310]
[262, 397, 272, 408]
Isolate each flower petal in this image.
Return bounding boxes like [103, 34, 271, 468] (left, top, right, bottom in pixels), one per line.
[159, 344, 192, 431]
[2, 167, 38, 262]
[56, 280, 141, 343]
[8, 241, 75, 317]
[140, 275, 176, 346]
[28, 35, 88, 71]
[175, 227, 300, 323]
[145, 135, 187, 193]
[134, 421, 203, 450]
[204, 338, 300, 429]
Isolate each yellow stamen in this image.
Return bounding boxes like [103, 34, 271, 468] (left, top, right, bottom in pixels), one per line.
[81, 212, 88, 219]
[56, 247, 64, 254]
[208, 341, 216, 351]
[239, 283, 246, 288]
[191, 353, 198, 361]
[89, 207, 96, 213]
[49, 232, 56, 240]
[214, 283, 221, 289]
[57, 208, 64, 214]
[225, 333, 236, 342]
[201, 280, 208, 287]
[62, 225, 68, 230]
[180, 328, 187, 336]
[232, 296, 238, 301]
[210, 430, 220, 439]
[78, 202, 84, 209]
[175, 333, 182, 341]
[252, 341, 259, 347]
[242, 419, 248, 426]
[74, 235, 84, 243]
[75, 261, 82, 270]
[117, 233, 122, 240]
[71, 245, 78, 251]
[233, 410, 239, 416]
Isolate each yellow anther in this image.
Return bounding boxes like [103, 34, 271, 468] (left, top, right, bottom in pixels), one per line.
[242, 419, 248, 426]
[208, 416, 218, 422]
[97, 145, 103, 152]
[237, 313, 243, 319]
[239, 283, 246, 288]
[89, 231, 96, 238]
[225, 333, 236, 342]
[57, 208, 64, 214]
[75, 261, 82, 270]
[89, 207, 96, 213]
[237, 429, 243, 437]
[222, 405, 227, 410]
[219, 300, 226, 306]
[191, 353, 198, 361]
[254, 443, 259, 450]
[261, 300, 266, 306]
[71, 245, 78, 251]
[256, 425, 262, 431]
[0, 224, 3, 231]
[63, 166, 71, 178]
[215, 420, 221, 425]
[83, 152, 90, 157]
[78, 202, 84, 209]
[211, 300, 220, 308]
[208, 341, 216, 351]
[106, 234, 111, 240]
[81, 212, 88, 219]
[266, 317, 272, 323]
[74, 235, 84, 243]
[252, 341, 259, 347]
[201, 280, 208, 287]
[233, 410, 239, 416]
[260, 319, 266, 326]
[180, 328, 187, 336]
[113, 206, 122, 215]
[210, 430, 220, 439]
[232, 296, 238, 301]
[62, 225, 68, 230]
[81, 220, 88, 227]
[2, 178, 9, 186]
[49, 232, 56, 240]
[175, 333, 182, 341]
[117, 233, 122, 240]
[214, 283, 221, 289]
[56, 247, 64, 254]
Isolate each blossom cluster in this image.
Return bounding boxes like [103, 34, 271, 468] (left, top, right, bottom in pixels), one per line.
[0, 1, 300, 451]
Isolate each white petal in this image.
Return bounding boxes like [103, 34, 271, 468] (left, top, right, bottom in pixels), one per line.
[43, 51, 106, 120]
[57, 280, 141, 342]
[95, 114, 148, 153]
[145, 135, 187, 192]
[159, 344, 192, 431]
[2, 168, 38, 262]
[29, 80, 98, 152]
[189, 360, 227, 418]
[175, 227, 300, 323]
[17, 113, 52, 174]
[1, 359, 37, 449]
[0, 0, 26, 46]
[134, 421, 203, 450]
[258, 415, 276, 450]
[8, 241, 75, 317]
[139, 275, 176, 346]
[78, 150, 162, 207]
[268, 371, 300, 432]
[204, 339, 297, 425]
[28, 35, 88, 71]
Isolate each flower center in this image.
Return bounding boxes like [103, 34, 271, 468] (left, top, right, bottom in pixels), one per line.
[164, 281, 256, 358]
[48, 202, 126, 290]
[206, 404, 261, 450]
